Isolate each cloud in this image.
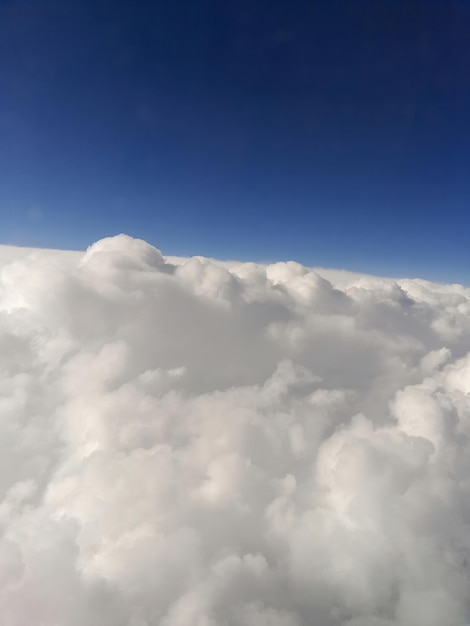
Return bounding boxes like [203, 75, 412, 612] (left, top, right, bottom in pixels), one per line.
[1, 234, 470, 625]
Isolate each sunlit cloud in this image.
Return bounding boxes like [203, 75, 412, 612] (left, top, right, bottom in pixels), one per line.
[1, 234, 470, 626]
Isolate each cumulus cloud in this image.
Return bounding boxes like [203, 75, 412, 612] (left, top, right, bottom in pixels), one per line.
[1, 233, 470, 625]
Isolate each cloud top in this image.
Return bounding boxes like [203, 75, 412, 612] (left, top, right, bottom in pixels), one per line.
[1, 236, 470, 626]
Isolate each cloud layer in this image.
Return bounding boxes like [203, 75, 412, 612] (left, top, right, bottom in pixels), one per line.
[1, 235, 470, 626]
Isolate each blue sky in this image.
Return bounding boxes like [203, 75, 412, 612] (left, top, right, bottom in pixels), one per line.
[1, 0, 470, 282]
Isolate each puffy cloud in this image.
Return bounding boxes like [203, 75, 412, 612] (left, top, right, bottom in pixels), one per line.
[1, 233, 470, 625]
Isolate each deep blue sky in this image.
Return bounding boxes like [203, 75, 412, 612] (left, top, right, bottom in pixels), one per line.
[1, 0, 470, 281]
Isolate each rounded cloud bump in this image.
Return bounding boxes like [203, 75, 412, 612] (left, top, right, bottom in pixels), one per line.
[1, 235, 470, 626]
[80, 234, 166, 271]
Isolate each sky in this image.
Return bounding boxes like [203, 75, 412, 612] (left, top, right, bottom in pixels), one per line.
[2, 234, 470, 625]
[1, 0, 470, 281]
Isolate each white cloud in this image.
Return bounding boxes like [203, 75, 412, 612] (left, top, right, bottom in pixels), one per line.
[1, 234, 470, 625]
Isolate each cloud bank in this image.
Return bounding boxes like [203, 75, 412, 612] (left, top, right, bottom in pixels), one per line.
[1, 234, 470, 626]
